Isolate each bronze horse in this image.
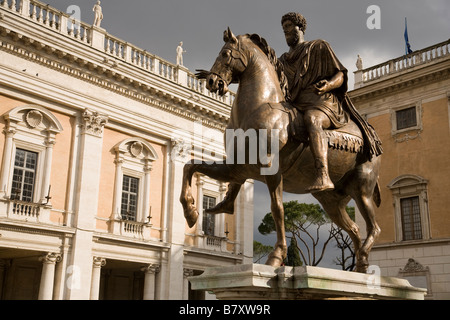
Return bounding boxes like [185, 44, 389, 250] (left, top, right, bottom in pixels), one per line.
[180, 28, 381, 273]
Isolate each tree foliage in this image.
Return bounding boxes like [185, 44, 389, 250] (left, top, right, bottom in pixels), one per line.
[253, 240, 273, 264]
[258, 200, 356, 270]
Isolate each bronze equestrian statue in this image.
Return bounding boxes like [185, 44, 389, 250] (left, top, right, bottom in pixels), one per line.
[180, 13, 383, 273]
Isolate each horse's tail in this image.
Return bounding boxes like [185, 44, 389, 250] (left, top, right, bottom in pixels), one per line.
[373, 181, 381, 208]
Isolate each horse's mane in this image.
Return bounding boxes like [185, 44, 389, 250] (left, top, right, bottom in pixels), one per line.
[247, 34, 291, 102]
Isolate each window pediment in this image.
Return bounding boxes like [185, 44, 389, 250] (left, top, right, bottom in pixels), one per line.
[4, 105, 63, 134]
[388, 174, 428, 190]
[113, 138, 158, 162]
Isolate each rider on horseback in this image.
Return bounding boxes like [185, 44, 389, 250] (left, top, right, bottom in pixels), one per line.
[203, 12, 382, 214]
[279, 12, 382, 192]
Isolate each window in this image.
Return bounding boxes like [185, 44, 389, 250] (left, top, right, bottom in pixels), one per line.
[400, 196, 422, 241]
[202, 195, 217, 236]
[396, 107, 417, 130]
[391, 103, 422, 139]
[121, 175, 139, 221]
[0, 106, 62, 204]
[388, 175, 430, 242]
[11, 149, 38, 202]
[111, 138, 158, 223]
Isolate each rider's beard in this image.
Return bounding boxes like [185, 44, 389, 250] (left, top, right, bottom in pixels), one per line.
[285, 31, 300, 48]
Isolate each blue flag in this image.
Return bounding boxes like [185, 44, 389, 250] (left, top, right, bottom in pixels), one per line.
[404, 18, 413, 55]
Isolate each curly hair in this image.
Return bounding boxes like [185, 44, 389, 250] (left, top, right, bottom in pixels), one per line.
[281, 12, 307, 33]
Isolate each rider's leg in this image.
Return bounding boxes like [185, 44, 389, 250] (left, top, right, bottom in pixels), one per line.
[303, 109, 334, 192]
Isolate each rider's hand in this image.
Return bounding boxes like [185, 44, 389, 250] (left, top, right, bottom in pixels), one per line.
[314, 80, 330, 95]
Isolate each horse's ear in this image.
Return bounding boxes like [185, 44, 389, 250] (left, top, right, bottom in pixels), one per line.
[223, 27, 238, 44]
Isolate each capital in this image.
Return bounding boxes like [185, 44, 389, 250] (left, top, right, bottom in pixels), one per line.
[81, 109, 108, 136]
[141, 263, 160, 274]
[39, 252, 62, 264]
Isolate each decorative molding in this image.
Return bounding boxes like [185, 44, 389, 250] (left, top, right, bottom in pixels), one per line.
[25, 109, 43, 128]
[93, 256, 106, 268]
[81, 109, 108, 137]
[170, 137, 190, 162]
[39, 252, 62, 264]
[0, 26, 229, 131]
[400, 258, 429, 273]
[141, 263, 160, 274]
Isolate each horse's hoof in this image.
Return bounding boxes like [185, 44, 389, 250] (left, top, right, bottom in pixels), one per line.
[185, 208, 199, 228]
[205, 200, 234, 215]
[265, 256, 283, 268]
[355, 260, 369, 273]
[265, 251, 285, 268]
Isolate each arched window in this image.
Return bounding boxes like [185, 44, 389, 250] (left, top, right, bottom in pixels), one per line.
[0, 106, 63, 203]
[111, 138, 158, 223]
[388, 175, 430, 242]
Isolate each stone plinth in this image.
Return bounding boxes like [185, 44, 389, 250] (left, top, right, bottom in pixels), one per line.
[189, 264, 427, 300]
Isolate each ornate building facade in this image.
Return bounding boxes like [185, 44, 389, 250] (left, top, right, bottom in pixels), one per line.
[350, 39, 450, 299]
[0, 1, 253, 300]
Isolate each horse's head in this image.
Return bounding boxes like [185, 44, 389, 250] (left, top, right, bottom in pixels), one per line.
[198, 28, 248, 96]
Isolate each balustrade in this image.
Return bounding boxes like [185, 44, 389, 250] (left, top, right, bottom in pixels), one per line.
[359, 39, 450, 85]
[11, 199, 40, 218]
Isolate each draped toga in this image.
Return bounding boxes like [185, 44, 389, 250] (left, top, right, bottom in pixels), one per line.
[279, 39, 383, 160]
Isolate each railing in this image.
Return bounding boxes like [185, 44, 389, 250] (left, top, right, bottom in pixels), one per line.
[11, 199, 40, 218]
[0, 0, 236, 106]
[355, 39, 450, 87]
[109, 218, 152, 240]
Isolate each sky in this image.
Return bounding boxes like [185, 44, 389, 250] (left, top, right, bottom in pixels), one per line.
[44, 0, 450, 267]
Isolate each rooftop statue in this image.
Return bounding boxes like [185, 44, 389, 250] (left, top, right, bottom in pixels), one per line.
[93, 1, 103, 28]
[181, 13, 382, 273]
[176, 42, 186, 66]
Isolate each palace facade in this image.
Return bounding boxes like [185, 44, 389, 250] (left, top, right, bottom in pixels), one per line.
[350, 38, 450, 299]
[0, 1, 253, 300]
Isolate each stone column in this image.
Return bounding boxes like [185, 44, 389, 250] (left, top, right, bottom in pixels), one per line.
[38, 253, 62, 300]
[90, 257, 106, 300]
[40, 138, 55, 205]
[142, 160, 153, 224]
[112, 158, 124, 220]
[183, 268, 194, 300]
[196, 174, 204, 237]
[0, 128, 15, 198]
[141, 264, 160, 300]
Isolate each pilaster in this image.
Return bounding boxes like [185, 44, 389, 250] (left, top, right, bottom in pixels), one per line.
[67, 109, 108, 300]
[166, 138, 189, 299]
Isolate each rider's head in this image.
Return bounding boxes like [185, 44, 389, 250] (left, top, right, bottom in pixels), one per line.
[281, 12, 307, 47]
[282, 12, 307, 33]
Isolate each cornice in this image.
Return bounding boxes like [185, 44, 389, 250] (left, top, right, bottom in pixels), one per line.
[0, 218, 76, 237]
[0, 24, 230, 131]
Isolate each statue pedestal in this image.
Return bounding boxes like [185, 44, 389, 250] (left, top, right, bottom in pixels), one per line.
[189, 264, 427, 300]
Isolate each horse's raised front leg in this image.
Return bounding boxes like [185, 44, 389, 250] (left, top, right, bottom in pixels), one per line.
[180, 161, 199, 228]
[180, 160, 246, 227]
[205, 182, 242, 215]
[264, 173, 287, 267]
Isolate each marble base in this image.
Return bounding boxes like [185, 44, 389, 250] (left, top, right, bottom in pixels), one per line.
[189, 264, 427, 300]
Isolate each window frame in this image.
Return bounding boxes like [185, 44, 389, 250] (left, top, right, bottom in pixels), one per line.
[391, 102, 423, 137]
[11, 148, 39, 203]
[111, 138, 158, 223]
[120, 174, 140, 221]
[202, 195, 217, 236]
[400, 196, 422, 241]
[388, 175, 430, 242]
[0, 105, 63, 205]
